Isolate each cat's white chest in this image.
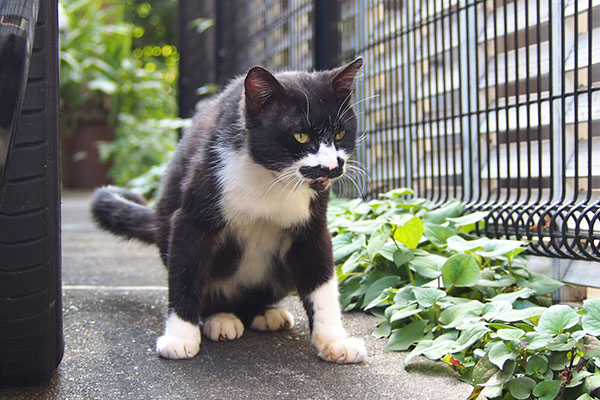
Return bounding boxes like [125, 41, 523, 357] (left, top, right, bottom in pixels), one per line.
[218, 150, 314, 228]
[211, 221, 292, 298]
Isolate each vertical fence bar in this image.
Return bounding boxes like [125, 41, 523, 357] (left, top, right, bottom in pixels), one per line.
[550, 0, 564, 285]
[313, 0, 340, 70]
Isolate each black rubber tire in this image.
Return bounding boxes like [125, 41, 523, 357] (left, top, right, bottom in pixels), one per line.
[0, 0, 63, 385]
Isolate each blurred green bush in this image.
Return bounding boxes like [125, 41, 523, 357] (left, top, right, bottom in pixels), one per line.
[59, 0, 190, 192]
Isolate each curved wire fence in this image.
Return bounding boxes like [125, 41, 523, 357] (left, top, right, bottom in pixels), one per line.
[213, 0, 600, 261]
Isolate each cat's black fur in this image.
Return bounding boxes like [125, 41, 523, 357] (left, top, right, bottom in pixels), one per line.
[92, 58, 365, 362]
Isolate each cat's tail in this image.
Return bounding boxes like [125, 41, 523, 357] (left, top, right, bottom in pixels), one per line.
[91, 186, 157, 245]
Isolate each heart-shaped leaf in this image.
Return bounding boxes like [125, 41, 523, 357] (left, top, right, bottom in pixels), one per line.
[385, 320, 428, 351]
[532, 380, 562, 400]
[441, 254, 480, 288]
[392, 215, 424, 249]
[582, 299, 600, 336]
[537, 304, 580, 335]
[507, 376, 536, 399]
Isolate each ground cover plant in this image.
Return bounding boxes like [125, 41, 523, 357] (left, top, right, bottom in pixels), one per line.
[329, 188, 600, 400]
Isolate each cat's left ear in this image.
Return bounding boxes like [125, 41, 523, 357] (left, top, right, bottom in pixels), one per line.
[244, 66, 284, 113]
[332, 57, 363, 98]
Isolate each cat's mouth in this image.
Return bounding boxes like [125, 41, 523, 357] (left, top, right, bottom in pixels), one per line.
[309, 177, 331, 191]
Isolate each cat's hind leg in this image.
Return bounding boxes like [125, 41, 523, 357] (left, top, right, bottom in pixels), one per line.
[250, 308, 294, 331]
[202, 313, 245, 341]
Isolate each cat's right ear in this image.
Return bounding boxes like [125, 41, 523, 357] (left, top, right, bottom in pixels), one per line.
[244, 67, 284, 113]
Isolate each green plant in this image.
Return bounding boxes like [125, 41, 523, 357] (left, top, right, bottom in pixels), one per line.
[329, 188, 600, 400]
[59, 0, 185, 187]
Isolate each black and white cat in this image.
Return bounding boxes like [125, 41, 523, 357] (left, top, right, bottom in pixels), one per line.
[91, 58, 366, 364]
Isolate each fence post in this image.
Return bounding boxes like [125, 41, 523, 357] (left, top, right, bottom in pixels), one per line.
[178, 0, 216, 119]
[313, 0, 340, 70]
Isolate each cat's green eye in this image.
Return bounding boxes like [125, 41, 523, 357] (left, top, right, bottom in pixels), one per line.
[294, 133, 310, 144]
[335, 130, 346, 140]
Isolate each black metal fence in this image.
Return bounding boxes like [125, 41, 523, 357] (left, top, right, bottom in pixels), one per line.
[181, 0, 600, 261]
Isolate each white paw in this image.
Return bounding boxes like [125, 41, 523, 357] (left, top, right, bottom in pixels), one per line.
[203, 312, 244, 341]
[156, 313, 201, 359]
[315, 337, 367, 364]
[250, 308, 294, 331]
[156, 334, 200, 359]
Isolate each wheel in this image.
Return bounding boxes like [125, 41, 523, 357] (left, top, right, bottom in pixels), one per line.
[0, 0, 63, 385]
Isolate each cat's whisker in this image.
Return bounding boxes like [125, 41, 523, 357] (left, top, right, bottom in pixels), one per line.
[338, 94, 380, 122]
[335, 91, 354, 122]
[339, 110, 366, 127]
[356, 128, 369, 143]
[263, 169, 298, 197]
[300, 89, 311, 127]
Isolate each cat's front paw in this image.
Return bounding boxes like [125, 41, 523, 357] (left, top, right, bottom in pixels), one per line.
[250, 308, 294, 331]
[156, 334, 201, 359]
[203, 312, 245, 341]
[315, 337, 367, 364]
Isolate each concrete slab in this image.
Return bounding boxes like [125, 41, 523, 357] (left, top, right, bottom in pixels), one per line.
[0, 191, 473, 400]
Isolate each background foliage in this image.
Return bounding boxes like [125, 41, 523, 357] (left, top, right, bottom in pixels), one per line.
[329, 189, 600, 400]
[59, 0, 187, 190]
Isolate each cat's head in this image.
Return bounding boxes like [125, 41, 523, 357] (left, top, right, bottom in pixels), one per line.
[242, 58, 363, 192]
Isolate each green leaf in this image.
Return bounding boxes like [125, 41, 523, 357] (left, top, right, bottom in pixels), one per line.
[392, 215, 424, 249]
[372, 321, 391, 339]
[525, 354, 549, 375]
[423, 223, 455, 247]
[480, 385, 503, 399]
[473, 239, 526, 259]
[424, 201, 463, 224]
[380, 187, 414, 199]
[472, 354, 499, 385]
[447, 211, 489, 233]
[522, 332, 554, 350]
[367, 224, 393, 260]
[548, 351, 570, 371]
[482, 359, 516, 387]
[492, 306, 546, 322]
[488, 287, 536, 304]
[496, 328, 525, 340]
[332, 233, 366, 262]
[507, 376, 536, 399]
[441, 254, 480, 288]
[393, 249, 415, 267]
[340, 251, 362, 274]
[439, 300, 484, 328]
[454, 324, 489, 352]
[582, 299, 600, 336]
[446, 236, 489, 253]
[532, 380, 562, 400]
[363, 275, 402, 308]
[546, 333, 577, 351]
[488, 342, 516, 369]
[338, 275, 362, 309]
[580, 335, 600, 358]
[519, 272, 564, 295]
[412, 287, 446, 308]
[409, 254, 446, 279]
[385, 320, 428, 351]
[87, 78, 118, 94]
[389, 304, 423, 323]
[583, 375, 600, 395]
[537, 304, 580, 335]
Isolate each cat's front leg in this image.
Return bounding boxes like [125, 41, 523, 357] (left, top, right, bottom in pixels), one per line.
[156, 210, 206, 359]
[302, 276, 367, 364]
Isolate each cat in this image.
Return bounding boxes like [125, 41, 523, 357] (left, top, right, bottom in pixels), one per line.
[91, 58, 366, 364]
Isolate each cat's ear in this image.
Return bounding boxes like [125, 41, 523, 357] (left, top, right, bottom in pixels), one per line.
[244, 66, 284, 113]
[332, 57, 363, 98]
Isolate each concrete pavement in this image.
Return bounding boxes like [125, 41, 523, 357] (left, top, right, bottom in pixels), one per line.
[0, 191, 473, 400]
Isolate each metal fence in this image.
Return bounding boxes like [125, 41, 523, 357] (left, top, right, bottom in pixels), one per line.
[191, 0, 600, 261]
